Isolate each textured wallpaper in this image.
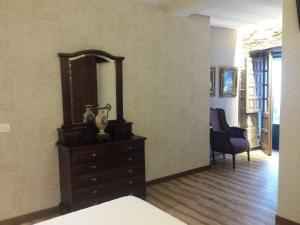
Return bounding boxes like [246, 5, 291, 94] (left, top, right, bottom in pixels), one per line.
[278, 0, 300, 223]
[0, 0, 210, 220]
[210, 27, 239, 126]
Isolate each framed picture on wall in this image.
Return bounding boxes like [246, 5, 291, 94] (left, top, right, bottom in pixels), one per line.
[297, 0, 300, 29]
[210, 67, 216, 96]
[220, 67, 238, 97]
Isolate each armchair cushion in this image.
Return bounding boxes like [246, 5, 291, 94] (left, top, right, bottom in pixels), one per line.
[230, 137, 249, 153]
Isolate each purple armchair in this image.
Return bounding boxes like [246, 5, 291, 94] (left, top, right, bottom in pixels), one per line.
[210, 108, 250, 169]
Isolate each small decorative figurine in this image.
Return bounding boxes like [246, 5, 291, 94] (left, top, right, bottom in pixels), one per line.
[95, 104, 111, 140]
[83, 105, 95, 123]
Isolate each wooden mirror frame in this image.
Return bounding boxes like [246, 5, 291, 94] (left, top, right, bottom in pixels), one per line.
[58, 49, 125, 128]
[297, 0, 300, 29]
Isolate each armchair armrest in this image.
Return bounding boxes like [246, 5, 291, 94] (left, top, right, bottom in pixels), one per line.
[231, 127, 246, 131]
[229, 127, 247, 138]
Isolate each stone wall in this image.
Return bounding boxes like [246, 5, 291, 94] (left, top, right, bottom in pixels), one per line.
[239, 24, 282, 148]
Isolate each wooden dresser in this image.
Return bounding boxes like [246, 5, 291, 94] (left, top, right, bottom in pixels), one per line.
[57, 50, 146, 212]
[58, 135, 146, 212]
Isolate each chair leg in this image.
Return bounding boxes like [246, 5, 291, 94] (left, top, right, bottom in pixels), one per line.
[232, 154, 236, 169]
[247, 149, 250, 161]
[212, 150, 215, 164]
[223, 153, 225, 159]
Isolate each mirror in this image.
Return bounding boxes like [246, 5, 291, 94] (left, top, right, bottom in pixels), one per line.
[96, 59, 117, 120]
[69, 55, 117, 123]
[59, 50, 125, 127]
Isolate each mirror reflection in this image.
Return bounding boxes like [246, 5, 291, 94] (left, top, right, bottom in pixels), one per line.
[69, 54, 117, 124]
[96, 60, 116, 120]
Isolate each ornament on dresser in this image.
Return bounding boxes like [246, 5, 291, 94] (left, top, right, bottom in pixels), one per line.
[83, 105, 95, 123]
[95, 103, 111, 140]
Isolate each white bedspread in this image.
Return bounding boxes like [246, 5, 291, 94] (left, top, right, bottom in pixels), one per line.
[35, 196, 186, 225]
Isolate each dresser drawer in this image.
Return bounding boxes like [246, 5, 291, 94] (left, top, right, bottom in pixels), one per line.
[72, 146, 111, 164]
[72, 186, 145, 211]
[58, 135, 146, 213]
[73, 175, 145, 202]
[111, 142, 144, 155]
[73, 163, 145, 189]
[73, 152, 144, 176]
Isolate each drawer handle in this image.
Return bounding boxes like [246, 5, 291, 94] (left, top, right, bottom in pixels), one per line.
[126, 146, 133, 150]
[89, 165, 97, 169]
[129, 180, 134, 185]
[90, 153, 97, 158]
[127, 158, 133, 162]
[92, 190, 98, 195]
[91, 177, 98, 182]
[128, 169, 133, 174]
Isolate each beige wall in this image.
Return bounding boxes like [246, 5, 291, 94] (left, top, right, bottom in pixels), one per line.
[277, 0, 300, 223]
[210, 26, 240, 126]
[0, 0, 210, 220]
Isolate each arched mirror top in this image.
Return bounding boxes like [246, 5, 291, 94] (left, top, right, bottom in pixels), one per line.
[58, 49, 125, 61]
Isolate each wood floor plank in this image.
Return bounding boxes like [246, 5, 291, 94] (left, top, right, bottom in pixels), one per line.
[147, 150, 278, 225]
[21, 150, 278, 225]
[158, 182, 265, 225]
[169, 178, 275, 223]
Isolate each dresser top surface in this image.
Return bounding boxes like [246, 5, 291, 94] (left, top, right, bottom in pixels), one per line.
[57, 135, 146, 149]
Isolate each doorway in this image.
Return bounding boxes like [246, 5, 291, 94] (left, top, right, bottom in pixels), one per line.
[272, 56, 281, 151]
[247, 47, 282, 155]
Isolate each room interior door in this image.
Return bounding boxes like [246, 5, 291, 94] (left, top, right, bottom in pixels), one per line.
[248, 51, 273, 156]
[246, 56, 263, 114]
[246, 54, 264, 148]
[261, 52, 273, 156]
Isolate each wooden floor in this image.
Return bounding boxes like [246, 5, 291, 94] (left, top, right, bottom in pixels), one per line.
[147, 150, 279, 225]
[21, 150, 278, 225]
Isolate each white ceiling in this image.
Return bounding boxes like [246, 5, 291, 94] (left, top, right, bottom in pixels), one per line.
[133, 0, 282, 29]
[198, 0, 282, 29]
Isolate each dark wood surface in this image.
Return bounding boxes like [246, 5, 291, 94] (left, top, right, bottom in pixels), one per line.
[70, 55, 98, 123]
[58, 49, 125, 61]
[2, 151, 284, 225]
[58, 135, 146, 212]
[276, 215, 300, 225]
[0, 207, 59, 225]
[56, 49, 146, 212]
[58, 49, 126, 127]
[148, 151, 279, 225]
[297, 0, 300, 29]
[147, 165, 211, 186]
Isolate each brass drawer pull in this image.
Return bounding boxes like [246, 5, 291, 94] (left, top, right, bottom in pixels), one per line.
[90, 153, 97, 158]
[89, 165, 97, 169]
[129, 180, 134, 185]
[128, 169, 133, 173]
[126, 146, 133, 150]
[92, 190, 98, 195]
[127, 158, 133, 162]
[91, 177, 98, 182]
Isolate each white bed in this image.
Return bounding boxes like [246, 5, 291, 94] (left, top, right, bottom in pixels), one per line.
[35, 196, 186, 225]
